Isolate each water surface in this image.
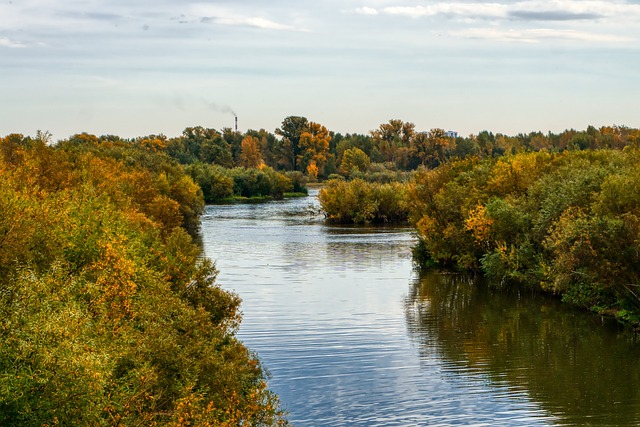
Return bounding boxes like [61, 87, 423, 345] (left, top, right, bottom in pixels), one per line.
[201, 190, 640, 426]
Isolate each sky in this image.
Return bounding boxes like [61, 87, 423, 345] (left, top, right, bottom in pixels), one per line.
[1, 0, 639, 141]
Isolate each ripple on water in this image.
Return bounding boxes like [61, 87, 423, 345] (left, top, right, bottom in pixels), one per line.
[202, 193, 640, 427]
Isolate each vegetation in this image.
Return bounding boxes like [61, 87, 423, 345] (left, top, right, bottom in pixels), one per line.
[318, 179, 410, 224]
[311, 119, 640, 326]
[409, 149, 640, 326]
[0, 132, 288, 426]
[184, 162, 303, 203]
[4, 116, 640, 422]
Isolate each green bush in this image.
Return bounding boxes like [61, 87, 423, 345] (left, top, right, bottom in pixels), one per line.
[318, 178, 410, 224]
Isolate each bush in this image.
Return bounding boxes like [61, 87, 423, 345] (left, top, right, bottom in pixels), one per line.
[318, 178, 410, 223]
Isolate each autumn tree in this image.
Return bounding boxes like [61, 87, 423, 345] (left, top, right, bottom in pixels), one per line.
[0, 132, 289, 425]
[246, 129, 280, 169]
[370, 119, 415, 163]
[275, 116, 309, 171]
[340, 147, 370, 176]
[136, 134, 168, 152]
[298, 122, 331, 177]
[239, 135, 264, 168]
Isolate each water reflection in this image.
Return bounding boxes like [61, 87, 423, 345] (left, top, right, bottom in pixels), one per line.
[407, 272, 640, 426]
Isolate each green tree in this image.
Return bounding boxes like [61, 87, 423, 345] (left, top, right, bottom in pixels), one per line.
[340, 147, 370, 176]
[275, 116, 309, 171]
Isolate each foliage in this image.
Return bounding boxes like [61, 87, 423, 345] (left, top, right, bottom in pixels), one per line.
[185, 162, 294, 202]
[339, 147, 370, 176]
[239, 135, 264, 169]
[298, 122, 331, 177]
[275, 116, 309, 171]
[408, 149, 640, 325]
[318, 179, 410, 224]
[0, 133, 289, 426]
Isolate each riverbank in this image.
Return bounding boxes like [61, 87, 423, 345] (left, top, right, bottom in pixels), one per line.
[317, 149, 640, 329]
[211, 191, 309, 204]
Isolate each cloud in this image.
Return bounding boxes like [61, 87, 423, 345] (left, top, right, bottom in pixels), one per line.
[0, 37, 26, 48]
[190, 4, 303, 31]
[378, 0, 640, 22]
[355, 7, 379, 15]
[510, 0, 640, 20]
[450, 27, 634, 43]
[507, 0, 611, 21]
[508, 10, 602, 21]
[383, 4, 507, 19]
[212, 16, 297, 30]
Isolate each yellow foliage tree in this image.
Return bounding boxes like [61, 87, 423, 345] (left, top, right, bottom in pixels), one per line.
[240, 135, 263, 169]
[465, 204, 493, 245]
[306, 160, 319, 180]
[298, 122, 330, 177]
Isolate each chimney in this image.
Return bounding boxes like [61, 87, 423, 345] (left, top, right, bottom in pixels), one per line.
[235, 116, 238, 132]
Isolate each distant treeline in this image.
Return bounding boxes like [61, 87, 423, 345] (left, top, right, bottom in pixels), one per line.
[0, 132, 289, 425]
[142, 118, 637, 181]
[35, 118, 640, 188]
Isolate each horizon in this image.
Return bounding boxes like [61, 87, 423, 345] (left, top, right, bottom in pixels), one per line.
[3, 118, 635, 143]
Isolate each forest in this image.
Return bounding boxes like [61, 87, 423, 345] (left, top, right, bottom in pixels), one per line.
[2, 117, 640, 424]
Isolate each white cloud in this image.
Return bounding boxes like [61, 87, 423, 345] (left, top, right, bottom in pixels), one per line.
[510, 0, 640, 19]
[190, 4, 303, 31]
[450, 27, 634, 43]
[214, 16, 297, 31]
[384, 3, 507, 19]
[0, 37, 26, 48]
[355, 7, 379, 15]
[379, 0, 640, 22]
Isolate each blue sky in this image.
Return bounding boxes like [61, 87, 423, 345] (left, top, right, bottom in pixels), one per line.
[1, 0, 639, 140]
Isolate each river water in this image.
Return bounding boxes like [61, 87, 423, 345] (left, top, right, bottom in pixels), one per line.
[201, 190, 640, 426]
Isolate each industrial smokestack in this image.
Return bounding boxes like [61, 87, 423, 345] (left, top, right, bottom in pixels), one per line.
[235, 116, 238, 132]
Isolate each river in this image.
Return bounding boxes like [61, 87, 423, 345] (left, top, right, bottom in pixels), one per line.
[201, 189, 640, 426]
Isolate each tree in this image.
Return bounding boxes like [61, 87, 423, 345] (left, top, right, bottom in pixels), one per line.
[275, 116, 309, 171]
[239, 135, 263, 168]
[174, 127, 233, 167]
[298, 122, 331, 177]
[246, 129, 280, 169]
[340, 147, 370, 176]
[370, 119, 415, 163]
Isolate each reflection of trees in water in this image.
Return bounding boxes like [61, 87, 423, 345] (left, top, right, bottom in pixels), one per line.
[279, 225, 415, 273]
[405, 272, 640, 426]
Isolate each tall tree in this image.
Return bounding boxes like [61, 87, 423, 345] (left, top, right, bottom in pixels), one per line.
[275, 116, 309, 171]
[240, 135, 264, 168]
[371, 119, 415, 163]
[298, 122, 331, 177]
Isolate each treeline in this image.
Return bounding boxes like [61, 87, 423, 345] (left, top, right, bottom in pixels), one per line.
[150, 118, 640, 182]
[61, 130, 304, 203]
[0, 132, 289, 425]
[24, 119, 640, 197]
[165, 119, 640, 184]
